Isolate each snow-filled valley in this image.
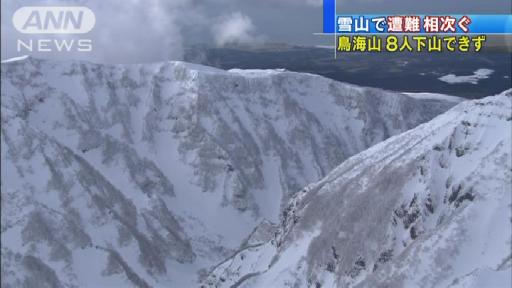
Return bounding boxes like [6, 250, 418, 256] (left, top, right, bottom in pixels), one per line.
[1, 57, 510, 288]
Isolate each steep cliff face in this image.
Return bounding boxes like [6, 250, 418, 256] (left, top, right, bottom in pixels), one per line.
[205, 91, 512, 288]
[1, 57, 459, 287]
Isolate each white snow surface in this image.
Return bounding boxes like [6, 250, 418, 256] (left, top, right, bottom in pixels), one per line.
[1, 57, 463, 287]
[404, 92, 464, 103]
[1, 55, 30, 64]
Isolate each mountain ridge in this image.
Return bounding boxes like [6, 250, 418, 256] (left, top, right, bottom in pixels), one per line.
[204, 90, 512, 288]
[2, 57, 463, 287]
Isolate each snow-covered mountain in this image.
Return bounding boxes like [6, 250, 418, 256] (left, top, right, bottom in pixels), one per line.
[1, 56, 461, 287]
[204, 91, 512, 288]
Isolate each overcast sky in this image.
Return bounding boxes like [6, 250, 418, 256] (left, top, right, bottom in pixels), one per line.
[1, 0, 511, 63]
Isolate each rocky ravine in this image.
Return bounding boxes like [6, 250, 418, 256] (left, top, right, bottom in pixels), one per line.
[1, 57, 460, 287]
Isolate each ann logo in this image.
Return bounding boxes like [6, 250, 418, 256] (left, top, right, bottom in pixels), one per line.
[13, 7, 95, 34]
[22, 9, 83, 31]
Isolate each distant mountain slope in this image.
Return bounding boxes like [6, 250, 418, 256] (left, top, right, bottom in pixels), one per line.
[204, 91, 512, 288]
[1, 57, 459, 287]
[184, 46, 512, 99]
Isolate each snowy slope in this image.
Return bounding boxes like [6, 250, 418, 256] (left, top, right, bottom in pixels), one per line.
[204, 91, 512, 288]
[1, 57, 459, 287]
[403, 92, 464, 103]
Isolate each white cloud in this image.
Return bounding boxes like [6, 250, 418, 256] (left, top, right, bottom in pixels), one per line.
[1, 0, 273, 63]
[303, 0, 322, 7]
[438, 69, 494, 85]
[241, 0, 322, 7]
[88, 0, 186, 63]
[1, 0, 198, 63]
[211, 12, 264, 47]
